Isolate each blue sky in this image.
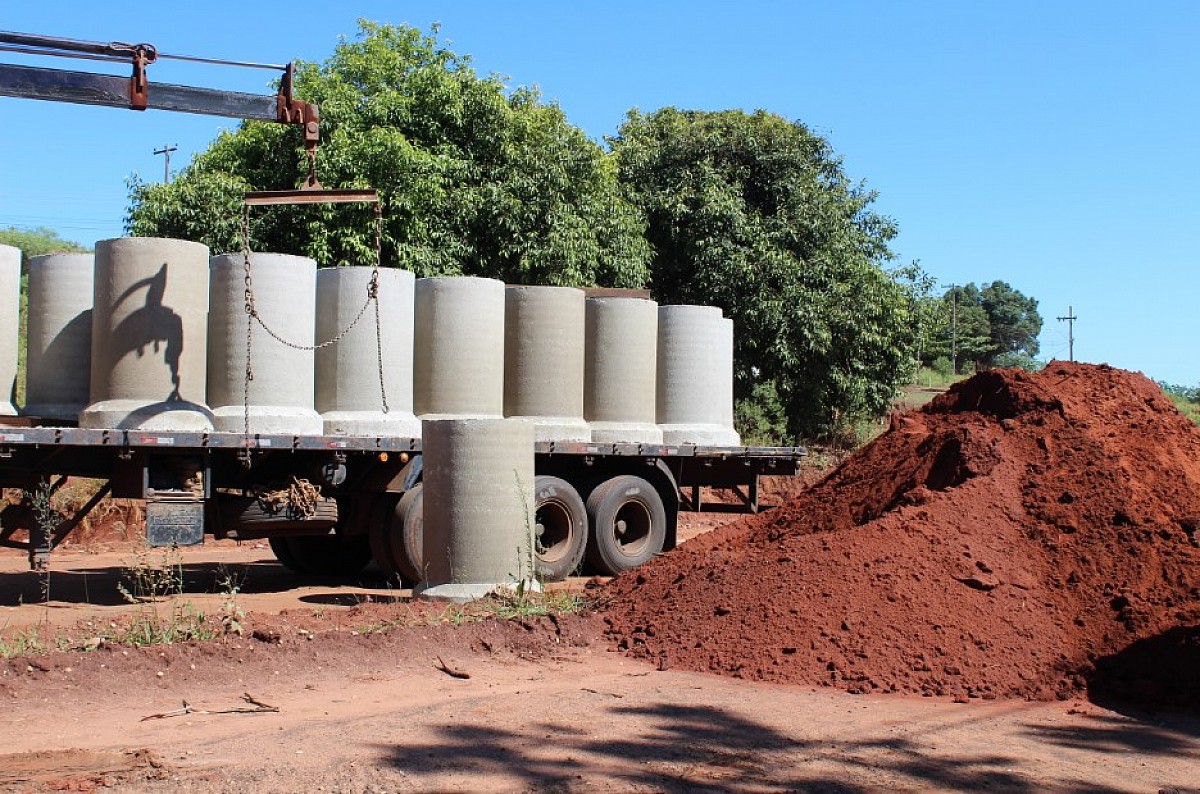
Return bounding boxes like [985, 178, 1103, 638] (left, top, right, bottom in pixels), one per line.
[1, 1, 1196, 385]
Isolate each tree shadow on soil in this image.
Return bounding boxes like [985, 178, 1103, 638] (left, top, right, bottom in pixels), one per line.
[377, 702, 1129, 792]
[1021, 712, 1200, 756]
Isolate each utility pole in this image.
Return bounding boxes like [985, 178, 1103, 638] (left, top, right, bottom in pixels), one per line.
[950, 286, 958, 375]
[1057, 305, 1077, 362]
[153, 144, 178, 183]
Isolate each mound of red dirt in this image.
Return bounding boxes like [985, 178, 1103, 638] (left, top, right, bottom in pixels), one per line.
[602, 363, 1200, 707]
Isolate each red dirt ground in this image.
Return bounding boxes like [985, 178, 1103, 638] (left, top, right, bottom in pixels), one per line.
[1, 364, 1199, 789]
[603, 362, 1200, 708]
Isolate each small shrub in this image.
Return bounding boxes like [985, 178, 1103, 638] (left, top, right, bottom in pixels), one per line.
[735, 381, 790, 446]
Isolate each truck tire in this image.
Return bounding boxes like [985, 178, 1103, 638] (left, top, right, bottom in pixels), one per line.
[286, 534, 373, 577]
[368, 494, 402, 578]
[392, 484, 424, 584]
[269, 536, 309, 574]
[534, 475, 588, 581]
[585, 475, 667, 576]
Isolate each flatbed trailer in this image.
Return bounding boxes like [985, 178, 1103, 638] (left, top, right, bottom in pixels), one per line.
[0, 423, 804, 580]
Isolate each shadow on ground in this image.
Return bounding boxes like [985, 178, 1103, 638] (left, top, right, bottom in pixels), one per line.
[0, 559, 394, 608]
[378, 701, 1159, 792]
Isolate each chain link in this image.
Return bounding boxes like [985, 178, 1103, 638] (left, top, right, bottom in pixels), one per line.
[256, 476, 322, 520]
[241, 205, 255, 447]
[372, 202, 389, 414]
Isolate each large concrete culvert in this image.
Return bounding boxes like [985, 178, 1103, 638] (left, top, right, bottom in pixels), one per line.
[414, 417, 537, 602]
[207, 252, 322, 435]
[503, 285, 590, 442]
[316, 266, 420, 437]
[79, 237, 214, 431]
[0, 244, 20, 416]
[24, 253, 94, 422]
[413, 276, 506, 420]
[584, 296, 662, 444]
[656, 305, 741, 446]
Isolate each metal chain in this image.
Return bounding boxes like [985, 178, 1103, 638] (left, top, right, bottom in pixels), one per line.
[253, 292, 373, 351]
[372, 202, 389, 414]
[256, 477, 321, 520]
[241, 205, 255, 449]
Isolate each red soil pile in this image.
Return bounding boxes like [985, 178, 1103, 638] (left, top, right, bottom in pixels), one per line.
[602, 363, 1200, 707]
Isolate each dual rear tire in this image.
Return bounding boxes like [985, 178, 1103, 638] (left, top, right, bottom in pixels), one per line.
[272, 473, 669, 581]
[584, 475, 667, 576]
[368, 485, 424, 583]
[268, 533, 373, 577]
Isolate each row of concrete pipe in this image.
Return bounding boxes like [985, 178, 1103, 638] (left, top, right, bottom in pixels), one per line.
[0, 237, 740, 446]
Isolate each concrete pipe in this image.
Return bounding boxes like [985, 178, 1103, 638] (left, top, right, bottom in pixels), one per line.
[503, 285, 590, 442]
[415, 417, 538, 602]
[79, 237, 214, 430]
[316, 266, 420, 437]
[24, 253, 94, 422]
[207, 253, 322, 435]
[584, 297, 662, 444]
[413, 276, 505, 420]
[0, 245, 20, 415]
[656, 305, 741, 446]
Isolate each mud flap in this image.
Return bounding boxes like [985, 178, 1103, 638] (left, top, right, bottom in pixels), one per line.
[146, 500, 205, 547]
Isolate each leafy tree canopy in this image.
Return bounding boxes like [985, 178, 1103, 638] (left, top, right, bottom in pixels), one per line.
[611, 108, 913, 439]
[127, 21, 649, 286]
[923, 281, 1042, 372]
[981, 280, 1041, 359]
[0, 227, 90, 269]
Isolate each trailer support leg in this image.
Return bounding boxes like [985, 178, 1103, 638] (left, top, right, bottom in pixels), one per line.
[28, 524, 50, 571]
[19, 480, 113, 571]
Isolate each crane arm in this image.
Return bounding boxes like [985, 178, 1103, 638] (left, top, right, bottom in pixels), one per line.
[0, 31, 320, 180]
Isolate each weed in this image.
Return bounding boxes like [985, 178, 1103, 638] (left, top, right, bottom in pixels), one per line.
[117, 544, 184, 603]
[112, 601, 217, 647]
[0, 625, 46, 657]
[511, 468, 539, 603]
[213, 564, 246, 636]
[480, 589, 587, 621]
[28, 480, 56, 602]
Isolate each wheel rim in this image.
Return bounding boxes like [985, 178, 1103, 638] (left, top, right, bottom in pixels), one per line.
[611, 499, 652, 558]
[535, 498, 575, 565]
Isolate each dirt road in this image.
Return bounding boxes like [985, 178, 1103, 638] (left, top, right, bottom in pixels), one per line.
[1, 538, 1198, 792]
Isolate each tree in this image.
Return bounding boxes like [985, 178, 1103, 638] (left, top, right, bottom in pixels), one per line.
[127, 22, 649, 287]
[611, 108, 914, 440]
[926, 284, 992, 373]
[980, 280, 1041, 361]
[923, 281, 1042, 372]
[0, 227, 90, 269]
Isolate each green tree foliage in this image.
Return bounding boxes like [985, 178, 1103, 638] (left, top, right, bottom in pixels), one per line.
[611, 108, 914, 440]
[127, 22, 649, 286]
[981, 279, 1041, 360]
[892, 261, 942, 366]
[924, 281, 1042, 372]
[1158, 381, 1200, 426]
[0, 227, 90, 268]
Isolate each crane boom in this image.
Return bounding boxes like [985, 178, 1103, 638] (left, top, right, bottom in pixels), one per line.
[0, 62, 280, 120]
[0, 30, 320, 185]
